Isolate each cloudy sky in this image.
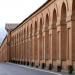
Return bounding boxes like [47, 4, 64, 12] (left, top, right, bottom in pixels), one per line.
[0, 0, 47, 43]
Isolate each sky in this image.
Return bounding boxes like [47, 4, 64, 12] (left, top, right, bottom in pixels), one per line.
[0, 0, 47, 43]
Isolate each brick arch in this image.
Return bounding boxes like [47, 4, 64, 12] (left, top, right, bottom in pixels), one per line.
[45, 14, 49, 29]
[39, 18, 43, 32]
[38, 13, 44, 30]
[27, 25, 29, 37]
[44, 9, 50, 28]
[26, 25, 28, 37]
[34, 18, 38, 61]
[52, 8, 57, 28]
[61, 2, 67, 24]
[41, 13, 44, 25]
[26, 24, 30, 61]
[23, 27, 26, 59]
[52, 8, 57, 60]
[44, 9, 50, 60]
[72, 0, 75, 16]
[39, 17, 43, 60]
[33, 17, 38, 33]
[30, 23, 33, 35]
[59, 0, 68, 21]
[54, 3, 59, 17]
[51, 3, 58, 26]
[25, 25, 28, 38]
[37, 13, 44, 61]
[60, 2, 67, 61]
[34, 21, 38, 34]
[28, 21, 33, 35]
[54, 2, 59, 15]
[63, 0, 69, 10]
[29, 23, 33, 61]
[30, 20, 34, 34]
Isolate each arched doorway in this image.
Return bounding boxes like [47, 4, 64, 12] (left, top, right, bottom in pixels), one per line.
[45, 14, 49, 60]
[39, 18, 43, 60]
[30, 24, 32, 61]
[24, 29, 26, 63]
[27, 27, 29, 61]
[34, 21, 38, 61]
[60, 3, 67, 61]
[72, 0, 75, 16]
[52, 9, 57, 61]
[71, 0, 75, 61]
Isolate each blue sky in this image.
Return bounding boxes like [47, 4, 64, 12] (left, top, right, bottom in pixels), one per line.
[0, 0, 47, 43]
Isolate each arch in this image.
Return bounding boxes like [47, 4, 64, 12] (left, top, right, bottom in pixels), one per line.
[40, 18, 43, 33]
[23, 28, 26, 62]
[45, 14, 49, 30]
[52, 9, 57, 28]
[52, 8, 57, 60]
[61, 3, 66, 24]
[34, 20, 38, 60]
[45, 13, 50, 60]
[27, 26, 29, 60]
[24, 28, 26, 39]
[30, 24, 32, 36]
[60, 2, 67, 60]
[39, 18, 43, 60]
[35, 21, 37, 33]
[54, 3, 59, 17]
[27, 26, 29, 37]
[30, 24, 32, 60]
[72, 0, 75, 15]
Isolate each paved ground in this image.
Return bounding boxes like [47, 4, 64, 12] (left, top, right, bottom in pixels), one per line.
[0, 63, 74, 75]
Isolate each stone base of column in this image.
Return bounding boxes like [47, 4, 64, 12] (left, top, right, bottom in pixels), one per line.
[48, 64, 53, 70]
[41, 63, 46, 69]
[57, 65, 62, 72]
[31, 61, 35, 67]
[26, 61, 29, 66]
[68, 65, 73, 74]
[56, 60, 62, 72]
[45, 60, 53, 70]
[34, 60, 40, 68]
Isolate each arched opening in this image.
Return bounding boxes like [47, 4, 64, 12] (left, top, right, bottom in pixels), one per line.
[72, 0, 75, 16]
[60, 3, 67, 60]
[16, 34, 18, 63]
[25, 29, 27, 62]
[34, 21, 38, 60]
[45, 14, 49, 29]
[18, 32, 20, 62]
[21, 30, 24, 64]
[24, 29, 26, 63]
[27, 27, 29, 37]
[52, 9, 57, 60]
[45, 14, 49, 60]
[20, 31, 23, 62]
[27, 27, 29, 61]
[39, 18, 43, 60]
[72, 0, 75, 61]
[30, 24, 32, 61]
